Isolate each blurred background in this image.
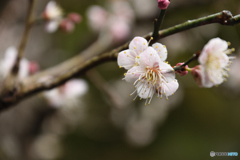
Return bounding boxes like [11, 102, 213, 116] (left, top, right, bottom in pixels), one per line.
[0, 0, 240, 160]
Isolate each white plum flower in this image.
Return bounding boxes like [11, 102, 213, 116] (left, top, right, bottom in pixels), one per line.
[198, 38, 235, 87]
[119, 45, 178, 105]
[0, 47, 30, 79]
[118, 37, 168, 70]
[43, 1, 63, 33]
[43, 1, 63, 20]
[44, 79, 88, 108]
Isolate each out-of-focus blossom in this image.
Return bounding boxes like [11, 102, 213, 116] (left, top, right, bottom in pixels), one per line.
[43, 1, 81, 33]
[0, 47, 32, 79]
[29, 61, 39, 75]
[44, 79, 88, 108]
[198, 38, 234, 87]
[87, 1, 135, 42]
[43, 1, 63, 20]
[67, 13, 82, 23]
[158, 0, 170, 10]
[175, 63, 188, 76]
[191, 65, 202, 87]
[86, 5, 108, 31]
[59, 19, 75, 33]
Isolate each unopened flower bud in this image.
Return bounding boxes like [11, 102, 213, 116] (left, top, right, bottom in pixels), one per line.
[158, 0, 170, 10]
[29, 61, 39, 75]
[191, 65, 202, 87]
[175, 63, 188, 76]
[60, 19, 75, 33]
[67, 13, 82, 23]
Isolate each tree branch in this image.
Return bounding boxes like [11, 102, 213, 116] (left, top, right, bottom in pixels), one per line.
[1, 10, 240, 111]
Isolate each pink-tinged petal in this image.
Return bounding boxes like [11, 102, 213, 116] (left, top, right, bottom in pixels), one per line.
[139, 47, 160, 68]
[204, 38, 228, 53]
[125, 66, 144, 83]
[199, 38, 228, 64]
[137, 80, 155, 99]
[152, 43, 167, 61]
[159, 62, 175, 82]
[201, 66, 214, 88]
[129, 37, 148, 55]
[161, 80, 179, 97]
[191, 65, 202, 87]
[118, 49, 137, 69]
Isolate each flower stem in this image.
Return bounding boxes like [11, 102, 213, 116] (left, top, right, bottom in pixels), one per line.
[174, 51, 200, 71]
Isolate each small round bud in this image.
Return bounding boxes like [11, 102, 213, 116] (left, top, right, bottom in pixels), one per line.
[191, 65, 202, 87]
[67, 13, 82, 23]
[158, 0, 170, 10]
[175, 63, 188, 76]
[60, 19, 75, 33]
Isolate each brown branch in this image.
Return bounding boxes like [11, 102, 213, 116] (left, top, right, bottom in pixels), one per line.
[0, 10, 240, 111]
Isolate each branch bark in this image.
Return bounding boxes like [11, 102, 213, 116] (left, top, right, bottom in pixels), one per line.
[0, 10, 240, 111]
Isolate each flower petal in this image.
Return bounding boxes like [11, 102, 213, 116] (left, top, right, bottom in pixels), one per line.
[118, 49, 137, 69]
[159, 62, 175, 82]
[199, 38, 228, 64]
[129, 37, 148, 55]
[137, 80, 155, 99]
[152, 43, 167, 61]
[161, 80, 179, 96]
[125, 66, 144, 83]
[139, 47, 160, 68]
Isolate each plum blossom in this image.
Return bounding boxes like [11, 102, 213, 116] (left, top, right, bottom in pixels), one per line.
[0, 47, 33, 79]
[118, 37, 168, 70]
[198, 38, 235, 87]
[43, 1, 81, 33]
[86, 1, 135, 42]
[118, 37, 178, 105]
[44, 79, 88, 108]
[43, 1, 63, 33]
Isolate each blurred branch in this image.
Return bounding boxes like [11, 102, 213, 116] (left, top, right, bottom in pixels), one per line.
[1, 10, 240, 111]
[86, 69, 126, 108]
[11, 0, 35, 75]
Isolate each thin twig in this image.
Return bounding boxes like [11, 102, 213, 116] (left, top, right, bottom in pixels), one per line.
[173, 51, 200, 71]
[11, 0, 35, 75]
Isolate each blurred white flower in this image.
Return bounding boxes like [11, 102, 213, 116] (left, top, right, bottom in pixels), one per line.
[43, 1, 63, 20]
[198, 38, 235, 87]
[86, 1, 135, 42]
[87, 5, 108, 31]
[44, 79, 88, 108]
[0, 46, 30, 79]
